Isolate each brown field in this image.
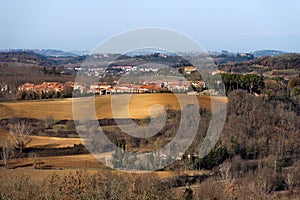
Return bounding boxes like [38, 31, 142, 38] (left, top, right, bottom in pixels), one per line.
[0, 94, 227, 120]
[1, 154, 102, 169]
[0, 128, 82, 148]
[0, 128, 208, 182]
[0, 166, 207, 183]
[0, 94, 220, 182]
[28, 136, 82, 148]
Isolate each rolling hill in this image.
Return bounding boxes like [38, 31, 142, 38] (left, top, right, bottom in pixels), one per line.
[253, 50, 289, 58]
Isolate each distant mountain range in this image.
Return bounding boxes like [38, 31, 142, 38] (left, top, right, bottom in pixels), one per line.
[252, 50, 289, 58]
[32, 49, 80, 57]
[0, 48, 293, 58]
[0, 49, 297, 70]
[0, 49, 89, 57]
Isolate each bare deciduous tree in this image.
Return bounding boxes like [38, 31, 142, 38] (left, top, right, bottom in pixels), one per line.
[249, 179, 269, 200]
[219, 161, 233, 184]
[44, 116, 55, 129]
[1, 140, 15, 168]
[30, 153, 43, 169]
[286, 172, 295, 191]
[8, 120, 32, 153]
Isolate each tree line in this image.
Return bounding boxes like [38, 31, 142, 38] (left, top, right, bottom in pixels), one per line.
[207, 73, 265, 95]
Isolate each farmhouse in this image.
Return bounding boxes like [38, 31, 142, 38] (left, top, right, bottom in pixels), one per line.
[112, 84, 139, 94]
[0, 82, 9, 92]
[182, 66, 197, 75]
[88, 83, 112, 95]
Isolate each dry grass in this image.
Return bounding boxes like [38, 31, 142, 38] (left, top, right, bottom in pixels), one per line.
[0, 98, 74, 120]
[0, 161, 207, 183]
[0, 94, 221, 182]
[0, 168, 101, 183]
[0, 127, 9, 141]
[27, 136, 82, 148]
[17, 154, 102, 169]
[0, 94, 227, 120]
[0, 129, 82, 148]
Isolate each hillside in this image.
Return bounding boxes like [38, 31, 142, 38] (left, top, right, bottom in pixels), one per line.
[0, 50, 77, 101]
[218, 53, 300, 73]
[0, 62, 75, 101]
[32, 49, 79, 57]
[1, 49, 300, 102]
[255, 53, 300, 70]
[0, 50, 87, 68]
[0, 50, 57, 67]
[210, 52, 255, 65]
[252, 50, 289, 57]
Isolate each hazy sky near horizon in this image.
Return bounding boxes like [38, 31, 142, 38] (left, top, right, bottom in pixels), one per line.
[0, 0, 299, 53]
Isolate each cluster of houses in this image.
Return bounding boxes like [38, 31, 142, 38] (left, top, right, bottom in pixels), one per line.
[17, 80, 206, 96]
[74, 65, 161, 77]
[111, 80, 192, 94]
[18, 82, 72, 93]
[75, 80, 205, 94]
[17, 63, 222, 97]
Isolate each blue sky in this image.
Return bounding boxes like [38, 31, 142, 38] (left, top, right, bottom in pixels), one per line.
[0, 0, 299, 52]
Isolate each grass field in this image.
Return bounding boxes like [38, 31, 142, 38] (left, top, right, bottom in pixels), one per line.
[0, 94, 227, 120]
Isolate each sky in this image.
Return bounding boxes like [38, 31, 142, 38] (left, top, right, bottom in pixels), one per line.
[0, 0, 300, 53]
